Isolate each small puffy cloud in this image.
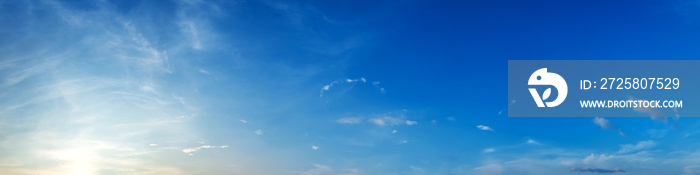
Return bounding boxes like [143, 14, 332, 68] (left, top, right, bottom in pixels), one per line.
[405, 120, 418, 125]
[182, 145, 229, 156]
[255, 129, 263, 135]
[336, 117, 362, 124]
[346, 77, 366, 83]
[593, 117, 627, 136]
[570, 167, 625, 173]
[483, 148, 496, 153]
[372, 81, 385, 93]
[618, 140, 656, 153]
[240, 119, 247, 123]
[149, 144, 158, 147]
[593, 117, 616, 129]
[312, 145, 319, 150]
[476, 125, 494, 131]
[446, 116, 455, 121]
[526, 139, 539, 145]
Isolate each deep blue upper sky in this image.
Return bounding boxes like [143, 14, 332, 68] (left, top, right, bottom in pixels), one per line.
[1, 0, 700, 174]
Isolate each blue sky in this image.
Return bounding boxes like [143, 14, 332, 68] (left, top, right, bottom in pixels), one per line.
[2, 0, 700, 174]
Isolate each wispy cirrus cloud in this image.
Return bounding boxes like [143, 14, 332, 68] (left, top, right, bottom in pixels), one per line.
[618, 140, 656, 154]
[0, 0, 223, 174]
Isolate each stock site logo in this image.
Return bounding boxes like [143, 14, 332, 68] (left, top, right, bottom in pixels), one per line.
[528, 68, 568, 107]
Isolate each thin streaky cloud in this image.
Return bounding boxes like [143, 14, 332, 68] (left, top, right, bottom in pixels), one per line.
[182, 145, 229, 156]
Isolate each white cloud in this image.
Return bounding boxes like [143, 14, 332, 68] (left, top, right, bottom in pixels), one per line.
[446, 116, 455, 121]
[369, 118, 386, 126]
[312, 145, 318, 150]
[320, 77, 381, 97]
[336, 117, 362, 124]
[367, 111, 416, 126]
[618, 140, 656, 153]
[372, 81, 385, 93]
[593, 117, 615, 129]
[476, 125, 494, 131]
[392, 130, 397, 134]
[182, 145, 229, 156]
[255, 129, 264, 135]
[484, 148, 496, 153]
[322, 84, 332, 91]
[149, 144, 158, 147]
[593, 117, 627, 136]
[405, 120, 418, 125]
[526, 139, 539, 145]
[370, 117, 405, 126]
